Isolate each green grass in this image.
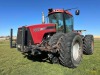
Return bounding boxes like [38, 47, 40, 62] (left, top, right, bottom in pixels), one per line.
[0, 40, 100, 75]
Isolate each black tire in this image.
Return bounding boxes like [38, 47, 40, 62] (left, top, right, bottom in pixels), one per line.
[58, 32, 83, 68]
[81, 35, 84, 39]
[49, 33, 64, 50]
[83, 35, 94, 55]
[48, 33, 64, 63]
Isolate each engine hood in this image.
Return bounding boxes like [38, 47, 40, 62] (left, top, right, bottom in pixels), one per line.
[26, 23, 56, 44]
[19, 23, 56, 29]
[26, 23, 55, 28]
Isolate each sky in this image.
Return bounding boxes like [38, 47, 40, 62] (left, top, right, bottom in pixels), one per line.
[0, 0, 100, 36]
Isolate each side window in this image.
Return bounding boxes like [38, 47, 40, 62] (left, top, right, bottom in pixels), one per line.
[64, 14, 73, 32]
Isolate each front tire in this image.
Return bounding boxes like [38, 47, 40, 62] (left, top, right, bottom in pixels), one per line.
[48, 33, 64, 63]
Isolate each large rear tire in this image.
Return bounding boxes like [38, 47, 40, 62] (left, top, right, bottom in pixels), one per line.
[58, 32, 83, 68]
[83, 35, 94, 55]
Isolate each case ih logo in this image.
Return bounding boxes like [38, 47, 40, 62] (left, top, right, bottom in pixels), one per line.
[33, 26, 55, 32]
[34, 28, 40, 32]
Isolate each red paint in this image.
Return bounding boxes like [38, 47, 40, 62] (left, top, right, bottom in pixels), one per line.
[26, 23, 56, 44]
[48, 9, 72, 16]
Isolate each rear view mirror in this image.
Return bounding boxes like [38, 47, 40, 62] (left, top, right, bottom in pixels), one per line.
[75, 10, 80, 15]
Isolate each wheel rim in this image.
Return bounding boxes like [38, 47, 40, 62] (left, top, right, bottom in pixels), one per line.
[72, 42, 80, 60]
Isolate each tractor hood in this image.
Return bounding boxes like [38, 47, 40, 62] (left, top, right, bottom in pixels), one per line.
[27, 23, 56, 44]
[18, 23, 56, 44]
[26, 23, 56, 30]
[19, 23, 56, 29]
[25, 23, 56, 34]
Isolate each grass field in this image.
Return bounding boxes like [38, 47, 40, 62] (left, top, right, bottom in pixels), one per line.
[0, 40, 100, 75]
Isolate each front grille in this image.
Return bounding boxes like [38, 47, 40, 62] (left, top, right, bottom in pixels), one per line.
[17, 27, 34, 46]
[17, 28, 22, 44]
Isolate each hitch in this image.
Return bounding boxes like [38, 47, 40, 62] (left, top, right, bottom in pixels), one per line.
[10, 29, 16, 48]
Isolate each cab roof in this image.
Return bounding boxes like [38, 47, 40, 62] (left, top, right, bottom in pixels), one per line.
[48, 9, 72, 16]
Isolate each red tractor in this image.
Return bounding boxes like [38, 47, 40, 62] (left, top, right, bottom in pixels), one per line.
[10, 8, 94, 68]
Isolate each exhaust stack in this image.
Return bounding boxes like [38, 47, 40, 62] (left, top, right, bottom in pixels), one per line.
[42, 12, 45, 24]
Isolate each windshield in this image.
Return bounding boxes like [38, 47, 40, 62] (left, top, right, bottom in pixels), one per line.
[64, 13, 73, 32]
[48, 13, 73, 32]
[49, 13, 64, 32]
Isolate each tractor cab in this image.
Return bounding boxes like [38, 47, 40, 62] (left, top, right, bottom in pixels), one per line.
[48, 9, 77, 33]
